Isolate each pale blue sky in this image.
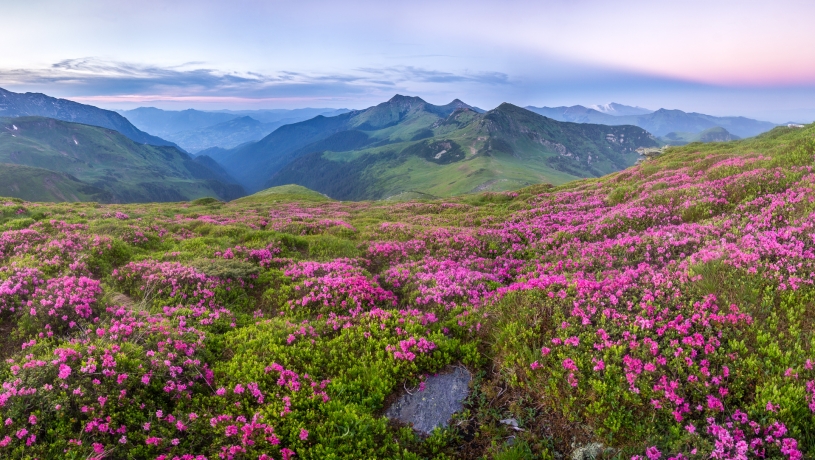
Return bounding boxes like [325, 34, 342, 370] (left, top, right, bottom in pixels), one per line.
[1, 0, 814, 122]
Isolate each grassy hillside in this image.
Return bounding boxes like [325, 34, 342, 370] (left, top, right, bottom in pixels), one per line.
[1, 123, 815, 459]
[0, 117, 245, 202]
[0, 163, 111, 202]
[234, 184, 332, 203]
[266, 101, 658, 199]
[661, 126, 740, 145]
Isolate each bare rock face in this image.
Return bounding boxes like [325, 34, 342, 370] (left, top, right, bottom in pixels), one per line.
[384, 366, 471, 435]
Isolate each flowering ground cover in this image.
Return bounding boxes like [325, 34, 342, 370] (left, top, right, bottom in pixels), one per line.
[0, 124, 814, 459]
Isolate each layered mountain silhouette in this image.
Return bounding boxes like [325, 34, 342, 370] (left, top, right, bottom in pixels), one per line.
[0, 87, 178, 148]
[526, 103, 776, 138]
[209, 95, 659, 199]
[119, 107, 350, 153]
[1, 90, 769, 203]
[162, 116, 277, 153]
[0, 116, 244, 202]
[589, 103, 653, 116]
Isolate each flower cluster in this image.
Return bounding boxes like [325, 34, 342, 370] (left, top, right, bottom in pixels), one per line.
[1, 127, 815, 458]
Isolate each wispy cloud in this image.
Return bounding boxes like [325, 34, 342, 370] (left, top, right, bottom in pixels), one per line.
[0, 58, 510, 106]
[357, 67, 509, 85]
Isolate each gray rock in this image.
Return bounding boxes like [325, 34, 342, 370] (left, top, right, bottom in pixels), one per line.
[384, 366, 472, 434]
[571, 443, 608, 460]
[500, 418, 524, 431]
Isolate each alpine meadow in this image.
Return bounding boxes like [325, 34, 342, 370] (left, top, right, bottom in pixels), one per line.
[2, 1, 815, 459]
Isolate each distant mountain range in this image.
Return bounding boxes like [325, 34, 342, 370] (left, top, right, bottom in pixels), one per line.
[0, 116, 244, 202]
[0, 87, 178, 148]
[118, 107, 350, 153]
[207, 95, 659, 199]
[589, 102, 653, 116]
[525, 103, 777, 139]
[0, 89, 775, 204]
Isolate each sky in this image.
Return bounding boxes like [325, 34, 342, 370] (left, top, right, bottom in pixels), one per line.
[1, 0, 814, 122]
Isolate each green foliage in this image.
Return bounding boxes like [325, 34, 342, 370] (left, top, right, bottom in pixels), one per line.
[86, 238, 134, 277]
[190, 197, 223, 206]
[188, 258, 260, 280]
[234, 185, 332, 204]
[492, 440, 548, 460]
[306, 235, 361, 260]
[605, 185, 635, 205]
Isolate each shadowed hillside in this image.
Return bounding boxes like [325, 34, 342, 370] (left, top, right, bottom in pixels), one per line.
[0, 117, 245, 202]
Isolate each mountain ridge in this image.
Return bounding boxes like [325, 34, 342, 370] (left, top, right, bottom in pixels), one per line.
[525, 103, 777, 138]
[213, 95, 549, 193]
[589, 102, 653, 116]
[257, 98, 660, 199]
[0, 87, 179, 148]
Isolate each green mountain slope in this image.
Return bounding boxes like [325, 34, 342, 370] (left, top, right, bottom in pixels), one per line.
[262, 101, 659, 200]
[209, 111, 359, 191]
[209, 96, 484, 191]
[661, 126, 740, 146]
[0, 117, 245, 202]
[215, 95, 658, 197]
[0, 87, 178, 148]
[0, 163, 111, 202]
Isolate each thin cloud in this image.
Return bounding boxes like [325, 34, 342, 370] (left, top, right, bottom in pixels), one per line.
[358, 66, 509, 85]
[0, 58, 507, 102]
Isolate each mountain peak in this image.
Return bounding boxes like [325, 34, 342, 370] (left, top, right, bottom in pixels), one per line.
[444, 99, 473, 109]
[387, 94, 426, 104]
[493, 102, 524, 112]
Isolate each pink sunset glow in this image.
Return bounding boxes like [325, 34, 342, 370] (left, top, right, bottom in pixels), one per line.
[0, 0, 812, 119]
